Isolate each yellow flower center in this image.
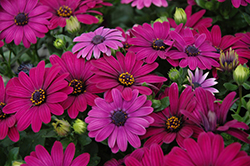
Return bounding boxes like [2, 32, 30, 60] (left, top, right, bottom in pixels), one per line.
[30, 89, 46, 106]
[57, 5, 72, 17]
[118, 72, 135, 86]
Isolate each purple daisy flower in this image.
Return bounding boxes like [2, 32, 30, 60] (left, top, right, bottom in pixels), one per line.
[185, 68, 219, 95]
[121, 0, 168, 10]
[3, 61, 72, 132]
[50, 51, 100, 119]
[72, 26, 125, 60]
[0, 0, 52, 48]
[85, 88, 154, 153]
[169, 28, 220, 70]
[89, 51, 167, 102]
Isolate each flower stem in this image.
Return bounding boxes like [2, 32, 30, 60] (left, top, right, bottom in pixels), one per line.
[236, 85, 242, 114]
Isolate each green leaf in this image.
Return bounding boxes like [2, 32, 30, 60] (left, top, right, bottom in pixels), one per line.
[241, 12, 250, 26]
[154, 97, 169, 112]
[152, 99, 161, 109]
[231, 114, 244, 122]
[78, 134, 92, 146]
[223, 82, 238, 91]
[243, 82, 250, 90]
[5, 147, 19, 166]
[0, 148, 7, 166]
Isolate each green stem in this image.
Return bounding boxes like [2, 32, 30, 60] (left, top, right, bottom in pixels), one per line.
[236, 85, 242, 114]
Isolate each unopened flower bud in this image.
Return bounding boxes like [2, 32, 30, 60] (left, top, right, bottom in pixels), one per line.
[95, 15, 104, 24]
[73, 119, 86, 134]
[52, 119, 71, 136]
[66, 16, 80, 34]
[153, 16, 168, 23]
[233, 64, 250, 85]
[168, 68, 180, 81]
[53, 38, 65, 49]
[174, 7, 187, 25]
[12, 161, 23, 166]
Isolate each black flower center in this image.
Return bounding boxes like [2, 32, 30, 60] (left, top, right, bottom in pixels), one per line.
[214, 46, 222, 53]
[91, 35, 105, 45]
[192, 82, 201, 89]
[111, 110, 128, 126]
[185, 45, 200, 56]
[118, 72, 135, 87]
[0, 102, 8, 120]
[57, 5, 72, 17]
[152, 38, 167, 50]
[69, 79, 85, 96]
[165, 116, 181, 132]
[31, 89, 46, 106]
[15, 13, 28, 26]
[124, 43, 131, 50]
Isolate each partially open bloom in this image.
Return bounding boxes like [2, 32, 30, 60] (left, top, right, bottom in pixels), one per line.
[3, 61, 72, 132]
[72, 118, 87, 134]
[72, 27, 125, 60]
[121, 0, 168, 10]
[50, 51, 100, 119]
[141, 83, 201, 148]
[218, 47, 239, 72]
[184, 68, 219, 94]
[89, 51, 167, 102]
[0, 0, 52, 48]
[65, 16, 81, 34]
[182, 87, 250, 143]
[52, 119, 71, 136]
[165, 132, 250, 166]
[0, 76, 19, 142]
[85, 88, 154, 153]
[21, 141, 90, 166]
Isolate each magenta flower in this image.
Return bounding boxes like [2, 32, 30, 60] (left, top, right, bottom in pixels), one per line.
[21, 141, 90, 166]
[72, 26, 125, 60]
[184, 68, 219, 94]
[3, 61, 72, 132]
[168, 28, 220, 70]
[89, 51, 167, 102]
[0, 0, 52, 48]
[50, 51, 100, 119]
[85, 88, 154, 153]
[0, 76, 19, 142]
[80, 0, 113, 8]
[168, 5, 212, 30]
[121, 0, 168, 10]
[165, 132, 250, 166]
[141, 83, 202, 148]
[40, 0, 100, 30]
[127, 22, 178, 64]
[182, 87, 250, 144]
[0, 41, 4, 47]
[217, 0, 250, 8]
[116, 26, 134, 51]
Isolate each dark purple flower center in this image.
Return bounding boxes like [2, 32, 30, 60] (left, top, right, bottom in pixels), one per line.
[214, 46, 222, 53]
[111, 110, 128, 126]
[152, 38, 168, 50]
[69, 79, 86, 96]
[91, 35, 105, 45]
[15, 13, 28, 26]
[124, 43, 131, 50]
[192, 82, 201, 89]
[0, 102, 8, 120]
[17, 63, 34, 76]
[165, 116, 181, 132]
[31, 89, 46, 106]
[57, 5, 72, 17]
[118, 72, 135, 87]
[185, 45, 200, 56]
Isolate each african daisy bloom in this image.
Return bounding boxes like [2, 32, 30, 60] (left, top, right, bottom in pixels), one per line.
[128, 21, 177, 64]
[165, 132, 250, 166]
[121, 0, 168, 10]
[184, 68, 219, 95]
[3, 61, 72, 132]
[72, 26, 125, 60]
[116, 27, 134, 51]
[0, 76, 19, 142]
[217, 0, 250, 8]
[40, 0, 100, 30]
[181, 87, 250, 144]
[141, 83, 202, 148]
[21, 141, 90, 166]
[168, 28, 220, 70]
[85, 88, 154, 153]
[89, 51, 167, 102]
[0, 0, 52, 48]
[50, 51, 100, 119]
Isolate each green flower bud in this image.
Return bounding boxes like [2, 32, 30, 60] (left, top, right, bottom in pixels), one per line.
[153, 16, 168, 23]
[233, 64, 250, 85]
[52, 119, 71, 136]
[12, 161, 23, 166]
[95, 15, 104, 24]
[174, 7, 187, 25]
[66, 16, 80, 34]
[73, 119, 87, 134]
[53, 38, 65, 49]
[168, 68, 180, 81]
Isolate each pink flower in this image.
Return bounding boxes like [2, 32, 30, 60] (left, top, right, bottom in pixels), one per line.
[141, 83, 202, 148]
[182, 87, 250, 144]
[21, 141, 90, 166]
[116, 26, 134, 51]
[3, 61, 72, 132]
[50, 51, 100, 119]
[85, 88, 154, 153]
[40, 0, 100, 30]
[217, 0, 250, 8]
[72, 26, 125, 60]
[0, 0, 52, 48]
[0, 76, 19, 142]
[121, 0, 168, 10]
[89, 51, 167, 102]
[168, 28, 220, 70]
[80, 0, 113, 8]
[165, 132, 250, 166]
